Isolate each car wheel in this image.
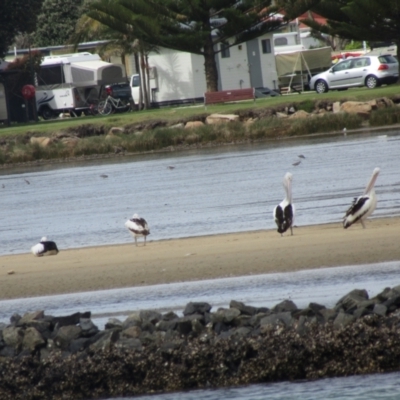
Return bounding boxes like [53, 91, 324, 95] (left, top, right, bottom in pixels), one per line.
[366, 75, 378, 89]
[40, 106, 56, 120]
[315, 80, 328, 94]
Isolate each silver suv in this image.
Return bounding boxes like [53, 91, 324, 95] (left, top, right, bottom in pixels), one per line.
[309, 54, 399, 93]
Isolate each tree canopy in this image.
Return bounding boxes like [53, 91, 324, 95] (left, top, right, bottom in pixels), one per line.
[0, 0, 43, 59]
[32, 0, 87, 47]
[79, 0, 285, 92]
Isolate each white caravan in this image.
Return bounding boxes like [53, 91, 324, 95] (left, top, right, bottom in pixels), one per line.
[35, 52, 127, 119]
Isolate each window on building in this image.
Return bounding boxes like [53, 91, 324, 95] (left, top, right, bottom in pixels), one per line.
[221, 42, 230, 58]
[261, 39, 271, 54]
[274, 37, 288, 46]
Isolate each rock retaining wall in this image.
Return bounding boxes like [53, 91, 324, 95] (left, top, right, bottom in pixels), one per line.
[1, 285, 400, 399]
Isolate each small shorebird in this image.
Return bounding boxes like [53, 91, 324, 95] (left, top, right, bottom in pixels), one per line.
[24, 179, 30, 185]
[343, 167, 380, 229]
[298, 154, 306, 159]
[273, 172, 295, 236]
[31, 237, 59, 257]
[125, 214, 150, 246]
[292, 160, 301, 166]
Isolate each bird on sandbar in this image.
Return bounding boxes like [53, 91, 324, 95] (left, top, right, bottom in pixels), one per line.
[343, 167, 380, 229]
[31, 237, 59, 257]
[125, 213, 150, 246]
[273, 172, 295, 236]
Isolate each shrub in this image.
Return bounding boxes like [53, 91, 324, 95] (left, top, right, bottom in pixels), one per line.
[288, 113, 363, 136]
[369, 107, 400, 126]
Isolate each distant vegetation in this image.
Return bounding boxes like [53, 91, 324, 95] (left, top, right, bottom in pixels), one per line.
[1, 85, 400, 167]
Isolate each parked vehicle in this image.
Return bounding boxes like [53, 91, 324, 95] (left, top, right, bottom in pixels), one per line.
[35, 52, 127, 119]
[309, 54, 399, 93]
[104, 82, 132, 102]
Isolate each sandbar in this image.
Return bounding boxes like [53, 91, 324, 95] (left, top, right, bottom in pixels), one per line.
[0, 217, 399, 300]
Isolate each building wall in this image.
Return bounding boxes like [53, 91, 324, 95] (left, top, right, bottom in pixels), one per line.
[189, 53, 207, 96]
[256, 33, 279, 91]
[134, 47, 206, 103]
[217, 40, 251, 90]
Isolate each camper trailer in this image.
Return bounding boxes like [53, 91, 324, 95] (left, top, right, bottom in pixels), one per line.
[35, 52, 127, 119]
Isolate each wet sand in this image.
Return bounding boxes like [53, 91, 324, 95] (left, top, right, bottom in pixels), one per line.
[0, 217, 399, 300]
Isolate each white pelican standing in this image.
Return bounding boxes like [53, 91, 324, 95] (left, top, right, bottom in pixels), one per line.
[31, 237, 59, 257]
[125, 214, 150, 246]
[343, 167, 380, 229]
[273, 172, 295, 236]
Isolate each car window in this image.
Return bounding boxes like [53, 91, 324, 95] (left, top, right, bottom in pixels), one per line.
[353, 58, 370, 68]
[332, 60, 353, 72]
[378, 55, 398, 64]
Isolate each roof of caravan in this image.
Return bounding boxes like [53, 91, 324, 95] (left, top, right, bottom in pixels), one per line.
[41, 52, 102, 66]
[69, 60, 122, 71]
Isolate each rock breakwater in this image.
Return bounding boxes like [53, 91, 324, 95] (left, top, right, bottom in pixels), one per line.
[1, 285, 400, 399]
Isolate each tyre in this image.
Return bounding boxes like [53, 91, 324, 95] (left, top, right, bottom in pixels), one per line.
[40, 106, 56, 120]
[365, 75, 378, 89]
[315, 80, 328, 94]
[97, 101, 112, 115]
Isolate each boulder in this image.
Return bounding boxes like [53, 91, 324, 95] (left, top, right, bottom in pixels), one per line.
[30, 137, 53, 147]
[340, 101, 372, 118]
[205, 114, 239, 124]
[185, 121, 204, 129]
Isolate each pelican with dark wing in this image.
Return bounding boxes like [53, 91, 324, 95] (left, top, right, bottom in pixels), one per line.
[343, 167, 380, 229]
[125, 214, 150, 246]
[273, 172, 295, 236]
[31, 237, 59, 257]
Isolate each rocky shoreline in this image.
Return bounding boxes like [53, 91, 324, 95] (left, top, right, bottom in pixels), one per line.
[1, 285, 400, 399]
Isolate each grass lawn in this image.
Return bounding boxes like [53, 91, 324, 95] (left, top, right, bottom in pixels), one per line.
[2, 85, 400, 137]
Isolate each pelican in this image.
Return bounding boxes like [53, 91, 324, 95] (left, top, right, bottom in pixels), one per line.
[31, 237, 59, 257]
[273, 172, 295, 236]
[343, 167, 380, 229]
[125, 214, 150, 246]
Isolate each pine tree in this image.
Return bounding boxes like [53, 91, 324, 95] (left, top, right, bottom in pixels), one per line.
[32, 0, 86, 47]
[80, 0, 285, 92]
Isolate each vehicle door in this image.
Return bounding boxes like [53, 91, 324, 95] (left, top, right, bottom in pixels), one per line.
[347, 58, 370, 86]
[327, 59, 354, 88]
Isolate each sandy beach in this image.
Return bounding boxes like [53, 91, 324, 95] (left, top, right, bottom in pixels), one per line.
[0, 217, 399, 300]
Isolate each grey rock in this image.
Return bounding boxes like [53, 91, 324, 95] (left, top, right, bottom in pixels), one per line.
[335, 289, 369, 312]
[373, 303, 387, 317]
[230, 300, 257, 316]
[140, 310, 162, 324]
[333, 312, 356, 328]
[105, 318, 123, 330]
[210, 308, 240, 324]
[183, 302, 212, 316]
[22, 327, 45, 351]
[79, 318, 99, 337]
[54, 325, 82, 350]
[273, 299, 298, 313]
[2, 326, 23, 349]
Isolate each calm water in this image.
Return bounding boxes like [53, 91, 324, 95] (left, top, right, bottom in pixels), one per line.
[1, 128, 400, 399]
[1, 128, 400, 256]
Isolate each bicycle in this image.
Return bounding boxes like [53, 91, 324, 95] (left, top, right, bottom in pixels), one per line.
[97, 95, 131, 116]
